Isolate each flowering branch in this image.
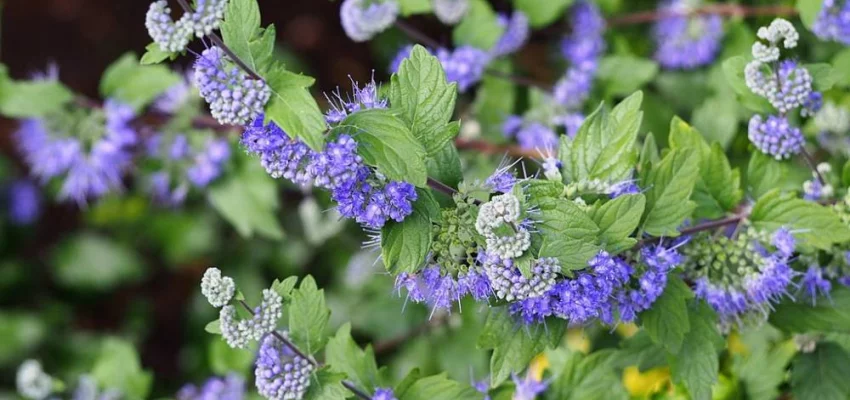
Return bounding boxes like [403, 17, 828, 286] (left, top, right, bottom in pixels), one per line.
[236, 300, 372, 399]
[606, 4, 799, 27]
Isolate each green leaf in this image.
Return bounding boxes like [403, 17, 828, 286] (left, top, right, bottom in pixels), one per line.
[478, 307, 566, 386]
[333, 109, 428, 186]
[569, 92, 642, 183]
[533, 197, 602, 271]
[546, 348, 628, 400]
[733, 339, 795, 400]
[639, 276, 693, 354]
[512, 0, 575, 28]
[271, 276, 299, 301]
[425, 142, 463, 197]
[807, 63, 839, 92]
[390, 45, 458, 155]
[0, 79, 73, 118]
[746, 152, 789, 199]
[91, 338, 153, 399]
[722, 55, 774, 113]
[791, 342, 850, 400]
[220, 0, 275, 73]
[140, 43, 171, 65]
[208, 159, 284, 240]
[597, 56, 659, 97]
[289, 276, 331, 354]
[304, 368, 350, 400]
[614, 331, 668, 372]
[0, 312, 47, 365]
[264, 64, 326, 151]
[639, 149, 699, 236]
[473, 59, 516, 136]
[692, 96, 739, 149]
[452, 0, 504, 49]
[205, 319, 221, 335]
[770, 286, 850, 333]
[669, 302, 722, 400]
[52, 233, 145, 291]
[832, 48, 850, 87]
[208, 338, 254, 375]
[797, 0, 824, 29]
[750, 189, 850, 250]
[398, 373, 481, 400]
[589, 194, 645, 252]
[325, 323, 380, 392]
[100, 52, 179, 111]
[398, 0, 432, 16]
[381, 207, 431, 274]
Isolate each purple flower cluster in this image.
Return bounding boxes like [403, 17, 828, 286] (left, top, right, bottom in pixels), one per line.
[799, 265, 832, 305]
[485, 164, 518, 194]
[371, 388, 398, 400]
[255, 333, 314, 400]
[813, 0, 850, 44]
[554, 1, 605, 109]
[15, 100, 137, 205]
[394, 265, 491, 313]
[243, 118, 417, 229]
[608, 180, 640, 199]
[652, 0, 723, 69]
[6, 180, 41, 225]
[503, 121, 558, 151]
[747, 114, 804, 159]
[324, 78, 388, 124]
[437, 46, 491, 92]
[491, 12, 530, 57]
[193, 47, 271, 126]
[145, 133, 231, 206]
[177, 374, 244, 400]
[511, 374, 548, 400]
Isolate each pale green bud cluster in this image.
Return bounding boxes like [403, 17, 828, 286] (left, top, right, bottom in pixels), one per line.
[475, 193, 531, 259]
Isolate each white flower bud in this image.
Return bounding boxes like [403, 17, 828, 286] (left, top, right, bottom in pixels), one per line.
[757, 18, 798, 49]
[201, 267, 236, 308]
[220, 289, 283, 349]
[16, 360, 52, 400]
[433, 0, 469, 25]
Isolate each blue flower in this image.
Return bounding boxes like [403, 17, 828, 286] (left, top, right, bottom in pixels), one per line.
[193, 46, 270, 125]
[748, 115, 804, 160]
[437, 46, 491, 92]
[511, 373, 547, 400]
[7, 180, 41, 226]
[555, 1, 605, 109]
[254, 333, 314, 400]
[177, 374, 244, 400]
[371, 388, 398, 400]
[799, 265, 832, 305]
[491, 12, 530, 57]
[242, 117, 315, 184]
[652, 0, 723, 69]
[813, 0, 850, 44]
[516, 123, 558, 151]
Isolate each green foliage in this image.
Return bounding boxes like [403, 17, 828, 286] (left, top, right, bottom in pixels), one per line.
[91, 338, 153, 399]
[545, 348, 628, 400]
[598, 56, 659, 97]
[770, 287, 850, 333]
[639, 148, 699, 236]
[588, 193, 644, 252]
[512, 0, 574, 28]
[639, 276, 693, 354]
[51, 233, 145, 291]
[0, 312, 46, 364]
[289, 276, 331, 355]
[750, 189, 850, 250]
[732, 332, 795, 400]
[326, 323, 381, 392]
[722, 55, 773, 113]
[390, 45, 459, 155]
[473, 59, 516, 137]
[398, 0, 432, 16]
[791, 342, 850, 400]
[668, 302, 723, 400]
[264, 64, 326, 151]
[332, 109, 429, 186]
[535, 197, 602, 271]
[397, 373, 481, 400]
[208, 158, 285, 240]
[100, 53, 180, 111]
[0, 64, 74, 118]
[220, 0, 275, 73]
[452, 0, 504, 49]
[304, 368, 350, 400]
[478, 307, 566, 386]
[381, 194, 437, 273]
[797, 0, 824, 28]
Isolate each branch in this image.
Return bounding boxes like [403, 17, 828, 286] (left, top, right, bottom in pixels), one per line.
[173, 0, 263, 80]
[373, 314, 449, 355]
[606, 4, 798, 27]
[635, 214, 746, 248]
[454, 138, 542, 159]
[800, 147, 827, 186]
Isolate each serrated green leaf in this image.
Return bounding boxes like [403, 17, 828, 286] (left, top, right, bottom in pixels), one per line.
[100, 52, 179, 111]
[425, 142, 463, 200]
[770, 287, 850, 333]
[639, 149, 699, 236]
[473, 59, 516, 137]
[598, 56, 658, 97]
[325, 323, 380, 392]
[478, 307, 566, 386]
[264, 64, 325, 151]
[219, 0, 274, 73]
[452, 0, 504, 49]
[304, 368, 349, 400]
[333, 109, 428, 186]
[381, 208, 431, 274]
[139, 43, 171, 65]
[533, 197, 601, 270]
[271, 276, 299, 301]
[791, 342, 850, 400]
[546, 348, 628, 400]
[208, 159, 284, 240]
[639, 276, 693, 354]
[205, 319, 221, 335]
[807, 63, 839, 92]
[512, 0, 574, 28]
[614, 331, 668, 372]
[399, 373, 481, 400]
[91, 338, 153, 399]
[289, 276, 330, 355]
[669, 302, 722, 400]
[722, 55, 774, 113]
[692, 96, 739, 149]
[746, 152, 789, 199]
[589, 194, 645, 252]
[750, 189, 850, 250]
[733, 339, 795, 400]
[797, 0, 824, 29]
[569, 93, 642, 183]
[390, 45, 458, 154]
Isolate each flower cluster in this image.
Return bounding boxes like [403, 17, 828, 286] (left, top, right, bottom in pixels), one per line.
[371, 388, 399, 400]
[145, 132, 231, 206]
[475, 193, 532, 259]
[177, 374, 245, 400]
[201, 267, 236, 307]
[436, 46, 491, 93]
[15, 100, 137, 205]
[16, 360, 53, 400]
[491, 12, 530, 57]
[502, 111, 582, 151]
[193, 46, 271, 125]
[482, 254, 558, 302]
[813, 0, 850, 45]
[432, 0, 469, 25]
[72, 375, 122, 400]
[394, 264, 492, 312]
[803, 163, 834, 201]
[220, 288, 283, 348]
[684, 227, 796, 329]
[242, 80, 417, 229]
[554, 1, 605, 109]
[652, 0, 723, 69]
[340, 0, 399, 42]
[145, 0, 227, 53]
[255, 333, 315, 400]
[747, 114, 804, 160]
[6, 180, 41, 225]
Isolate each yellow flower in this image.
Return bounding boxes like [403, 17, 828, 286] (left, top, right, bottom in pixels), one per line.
[528, 353, 549, 381]
[623, 366, 671, 397]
